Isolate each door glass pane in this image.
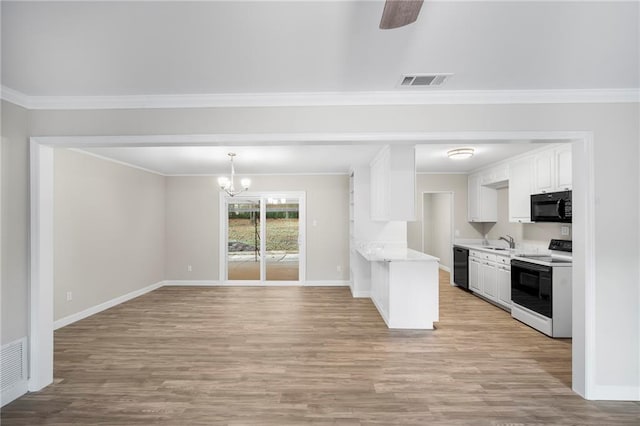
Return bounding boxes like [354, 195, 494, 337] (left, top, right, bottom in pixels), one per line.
[265, 197, 299, 281]
[227, 198, 261, 280]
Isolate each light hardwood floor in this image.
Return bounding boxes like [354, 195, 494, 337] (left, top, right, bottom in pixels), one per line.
[2, 271, 639, 425]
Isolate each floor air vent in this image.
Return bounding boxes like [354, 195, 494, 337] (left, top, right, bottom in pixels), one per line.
[399, 74, 450, 87]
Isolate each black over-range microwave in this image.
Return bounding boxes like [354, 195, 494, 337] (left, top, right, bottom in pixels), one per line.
[531, 190, 572, 223]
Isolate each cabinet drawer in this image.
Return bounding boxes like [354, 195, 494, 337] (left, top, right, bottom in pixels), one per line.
[481, 252, 497, 262]
[470, 250, 482, 258]
[496, 256, 511, 265]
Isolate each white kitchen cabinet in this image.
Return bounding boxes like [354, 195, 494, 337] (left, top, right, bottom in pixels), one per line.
[532, 145, 572, 194]
[481, 261, 498, 301]
[508, 156, 534, 223]
[469, 256, 481, 293]
[467, 173, 497, 222]
[533, 150, 555, 194]
[481, 164, 509, 186]
[496, 265, 512, 309]
[370, 145, 415, 221]
[555, 145, 572, 191]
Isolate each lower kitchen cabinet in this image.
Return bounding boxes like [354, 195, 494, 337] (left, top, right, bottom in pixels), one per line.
[496, 265, 512, 309]
[468, 250, 511, 311]
[469, 257, 481, 293]
[481, 261, 498, 300]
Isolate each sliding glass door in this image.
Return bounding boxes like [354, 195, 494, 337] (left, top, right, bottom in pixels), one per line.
[265, 197, 299, 281]
[226, 197, 261, 281]
[223, 192, 304, 284]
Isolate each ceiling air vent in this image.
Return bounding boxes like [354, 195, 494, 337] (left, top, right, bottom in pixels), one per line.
[398, 74, 450, 88]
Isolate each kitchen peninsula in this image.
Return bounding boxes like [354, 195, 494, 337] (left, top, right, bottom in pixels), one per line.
[357, 246, 440, 329]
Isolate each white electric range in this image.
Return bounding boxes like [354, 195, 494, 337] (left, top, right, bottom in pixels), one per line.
[510, 239, 573, 338]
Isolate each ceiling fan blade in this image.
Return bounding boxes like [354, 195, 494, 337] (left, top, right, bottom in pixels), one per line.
[379, 0, 424, 29]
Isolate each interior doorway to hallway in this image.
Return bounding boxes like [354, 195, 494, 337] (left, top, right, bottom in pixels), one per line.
[221, 192, 305, 284]
[421, 192, 454, 276]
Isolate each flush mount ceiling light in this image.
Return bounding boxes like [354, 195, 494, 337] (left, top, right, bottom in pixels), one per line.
[218, 153, 250, 197]
[447, 148, 475, 160]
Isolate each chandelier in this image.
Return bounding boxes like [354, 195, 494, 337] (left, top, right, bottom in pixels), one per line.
[217, 153, 250, 196]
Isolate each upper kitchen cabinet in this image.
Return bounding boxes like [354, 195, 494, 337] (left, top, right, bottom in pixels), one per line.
[370, 145, 416, 221]
[554, 144, 572, 191]
[468, 172, 497, 222]
[533, 145, 572, 194]
[509, 156, 534, 223]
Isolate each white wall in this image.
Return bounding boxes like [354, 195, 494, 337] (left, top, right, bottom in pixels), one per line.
[8, 100, 639, 399]
[165, 174, 349, 282]
[1, 101, 29, 344]
[53, 149, 166, 321]
[484, 187, 566, 246]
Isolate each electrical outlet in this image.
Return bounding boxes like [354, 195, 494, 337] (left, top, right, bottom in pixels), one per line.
[187, 265, 192, 272]
[66, 291, 73, 302]
[336, 265, 342, 273]
[561, 226, 570, 236]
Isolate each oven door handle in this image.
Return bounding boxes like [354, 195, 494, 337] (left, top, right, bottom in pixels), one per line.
[511, 259, 552, 272]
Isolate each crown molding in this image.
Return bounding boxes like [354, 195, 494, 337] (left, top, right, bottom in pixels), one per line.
[2, 86, 638, 110]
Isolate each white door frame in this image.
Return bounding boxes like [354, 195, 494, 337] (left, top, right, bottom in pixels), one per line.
[420, 191, 455, 283]
[28, 130, 595, 399]
[218, 191, 306, 285]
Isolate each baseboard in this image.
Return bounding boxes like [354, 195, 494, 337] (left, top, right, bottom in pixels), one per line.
[588, 384, 640, 401]
[1, 379, 28, 407]
[163, 280, 221, 286]
[350, 290, 371, 298]
[304, 280, 350, 287]
[439, 265, 451, 273]
[53, 281, 163, 330]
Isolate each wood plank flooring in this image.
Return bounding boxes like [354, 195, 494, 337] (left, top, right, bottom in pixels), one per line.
[2, 271, 639, 425]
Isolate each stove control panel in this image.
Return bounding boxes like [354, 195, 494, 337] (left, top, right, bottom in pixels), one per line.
[549, 239, 572, 252]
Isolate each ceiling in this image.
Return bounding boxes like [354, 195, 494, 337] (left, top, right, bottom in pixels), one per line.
[2, 1, 638, 97]
[77, 142, 553, 175]
[3, 2, 629, 174]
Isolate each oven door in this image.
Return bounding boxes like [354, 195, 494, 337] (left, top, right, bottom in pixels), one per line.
[511, 260, 553, 318]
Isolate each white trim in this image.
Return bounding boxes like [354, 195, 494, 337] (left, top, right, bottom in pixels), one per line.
[29, 142, 54, 392]
[30, 131, 593, 148]
[350, 290, 371, 298]
[1, 380, 28, 408]
[439, 265, 451, 273]
[163, 280, 221, 287]
[303, 280, 350, 287]
[167, 172, 351, 177]
[69, 148, 165, 176]
[53, 281, 164, 330]
[3, 86, 639, 110]
[0, 86, 29, 108]
[589, 385, 640, 402]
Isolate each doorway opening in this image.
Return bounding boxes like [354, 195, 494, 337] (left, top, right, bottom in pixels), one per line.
[220, 192, 305, 284]
[420, 192, 454, 280]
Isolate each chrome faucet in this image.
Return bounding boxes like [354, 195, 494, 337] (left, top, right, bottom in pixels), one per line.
[499, 235, 515, 249]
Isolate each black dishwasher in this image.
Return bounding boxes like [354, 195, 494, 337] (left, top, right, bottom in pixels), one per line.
[453, 246, 469, 290]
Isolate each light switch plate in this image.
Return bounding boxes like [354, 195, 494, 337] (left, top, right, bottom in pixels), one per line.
[561, 226, 570, 236]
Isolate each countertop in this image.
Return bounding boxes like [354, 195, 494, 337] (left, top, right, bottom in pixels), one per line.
[453, 242, 520, 256]
[356, 247, 440, 262]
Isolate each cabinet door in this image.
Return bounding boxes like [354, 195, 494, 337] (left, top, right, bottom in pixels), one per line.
[555, 145, 572, 191]
[469, 258, 481, 292]
[533, 151, 555, 194]
[509, 157, 533, 223]
[369, 151, 388, 220]
[481, 262, 498, 301]
[467, 174, 480, 222]
[497, 266, 512, 308]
